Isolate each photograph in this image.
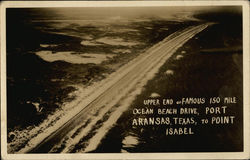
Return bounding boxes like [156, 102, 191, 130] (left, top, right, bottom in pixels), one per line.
[1, 1, 249, 160]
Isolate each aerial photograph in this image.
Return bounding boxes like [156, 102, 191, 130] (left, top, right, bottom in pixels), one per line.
[5, 6, 243, 153]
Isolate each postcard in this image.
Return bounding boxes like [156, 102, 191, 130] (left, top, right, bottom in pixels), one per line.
[1, 1, 249, 159]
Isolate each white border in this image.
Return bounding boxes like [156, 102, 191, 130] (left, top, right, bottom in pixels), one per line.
[1, 1, 249, 160]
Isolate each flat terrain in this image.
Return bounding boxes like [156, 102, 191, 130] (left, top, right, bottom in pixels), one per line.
[7, 9, 196, 132]
[21, 24, 209, 153]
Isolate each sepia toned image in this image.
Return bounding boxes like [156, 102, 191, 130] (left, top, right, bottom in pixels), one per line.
[1, 1, 249, 160]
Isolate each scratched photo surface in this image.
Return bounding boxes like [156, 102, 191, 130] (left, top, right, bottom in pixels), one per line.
[6, 6, 243, 153]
